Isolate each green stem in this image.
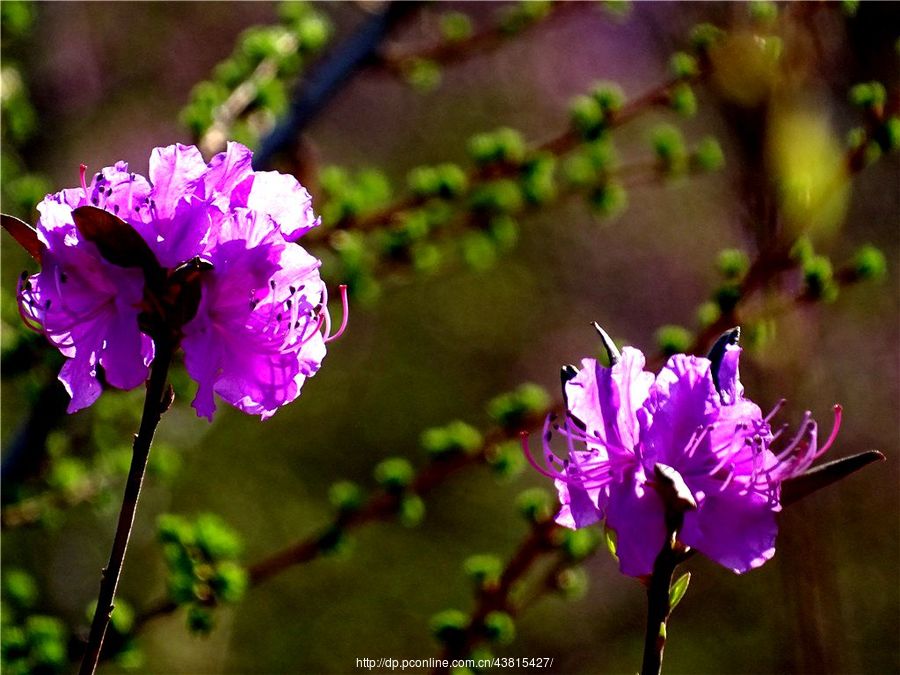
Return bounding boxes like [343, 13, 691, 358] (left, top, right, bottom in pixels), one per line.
[641, 537, 680, 675]
[79, 340, 174, 675]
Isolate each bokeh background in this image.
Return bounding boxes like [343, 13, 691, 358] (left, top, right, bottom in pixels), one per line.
[2, 2, 898, 674]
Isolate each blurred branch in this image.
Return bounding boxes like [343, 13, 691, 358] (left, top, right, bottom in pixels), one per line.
[322, 77, 681, 239]
[252, 2, 418, 170]
[435, 519, 559, 673]
[376, 2, 578, 76]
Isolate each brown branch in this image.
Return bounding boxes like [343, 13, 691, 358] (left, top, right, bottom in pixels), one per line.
[435, 519, 560, 674]
[314, 77, 680, 240]
[377, 2, 579, 75]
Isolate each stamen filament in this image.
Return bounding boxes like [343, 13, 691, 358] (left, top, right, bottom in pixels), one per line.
[324, 284, 349, 343]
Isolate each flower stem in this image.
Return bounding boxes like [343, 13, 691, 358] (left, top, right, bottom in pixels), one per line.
[79, 340, 174, 675]
[640, 535, 681, 675]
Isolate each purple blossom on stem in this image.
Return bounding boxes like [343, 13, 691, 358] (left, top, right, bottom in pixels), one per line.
[16, 142, 345, 419]
[524, 333, 841, 577]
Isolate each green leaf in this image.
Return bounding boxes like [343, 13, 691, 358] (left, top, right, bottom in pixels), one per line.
[669, 571, 691, 611]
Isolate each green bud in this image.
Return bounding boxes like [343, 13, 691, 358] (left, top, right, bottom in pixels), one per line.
[412, 243, 442, 274]
[669, 52, 699, 80]
[407, 166, 441, 198]
[24, 616, 67, 668]
[849, 81, 887, 109]
[157, 513, 193, 546]
[421, 421, 484, 459]
[405, 58, 442, 93]
[488, 215, 520, 251]
[295, 14, 332, 54]
[47, 457, 89, 496]
[521, 154, 558, 205]
[194, 513, 242, 561]
[600, 0, 631, 18]
[803, 255, 836, 300]
[853, 244, 887, 281]
[487, 383, 551, 428]
[429, 609, 468, 644]
[484, 439, 526, 480]
[483, 611, 516, 645]
[556, 567, 589, 600]
[115, 643, 146, 671]
[563, 154, 596, 187]
[468, 132, 498, 165]
[696, 300, 721, 328]
[516, 487, 553, 523]
[879, 116, 900, 152]
[589, 181, 628, 219]
[789, 235, 815, 264]
[716, 248, 750, 279]
[186, 606, 214, 635]
[167, 570, 196, 604]
[495, 127, 526, 165]
[748, 1, 778, 24]
[651, 124, 688, 176]
[2, 569, 37, 610]
[436, 163, 469, 197]
[840, 0, 859, 15]
[569, 94, 605, 139]
[2, 625, 27, 655]
[211, 561, 249, 603]
[669, 83, 697, 117]
[499, 0, 551, 33]
[374, 457, 415, 491]
[109, 598, 135, 635]
[655, 325, 693, 356]
[692, 136, 725, 172]
[328, 480, 364, 512]
[591, 81, 625, 113]
[464, 554, 503, 588]
[461, 232, 498, 271]
[469, 128, 525, 166]
[560, 528, 601, 561]
[690, 23, 725, 51]
[440, 11, 473, 42]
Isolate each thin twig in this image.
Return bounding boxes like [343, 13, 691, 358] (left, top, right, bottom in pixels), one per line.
[79, 341, 174, 675]
[321, 77, 680, 238]
[377, 2, 578, 74]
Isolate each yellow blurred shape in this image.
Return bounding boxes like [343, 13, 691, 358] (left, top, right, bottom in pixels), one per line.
[768, 107, 849, 240]
[710, 31, 782, 107]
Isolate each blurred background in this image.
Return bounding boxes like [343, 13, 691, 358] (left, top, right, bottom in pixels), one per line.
[1, 2, 898, 673]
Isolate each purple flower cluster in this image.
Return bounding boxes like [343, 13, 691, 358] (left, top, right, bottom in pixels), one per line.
[525, 328, 841, 577]
[18, 142, 346, 420]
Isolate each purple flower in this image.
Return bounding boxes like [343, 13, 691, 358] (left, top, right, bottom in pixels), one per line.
[181, 208, 335, 420]
[525, 334, 841, 577]
[16, 143, 344, 419]
[18, 171, 155, 413]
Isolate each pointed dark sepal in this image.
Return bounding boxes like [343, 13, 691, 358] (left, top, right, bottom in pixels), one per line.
[781, 450, 885, 506]
[707, 326, 740, 394]
[72, 206, 164, 287]
[166, 257, 213, 330]
[2, 213, 44, 262]
[560, 364, 579, 395]
[592, 322, 621, 365]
